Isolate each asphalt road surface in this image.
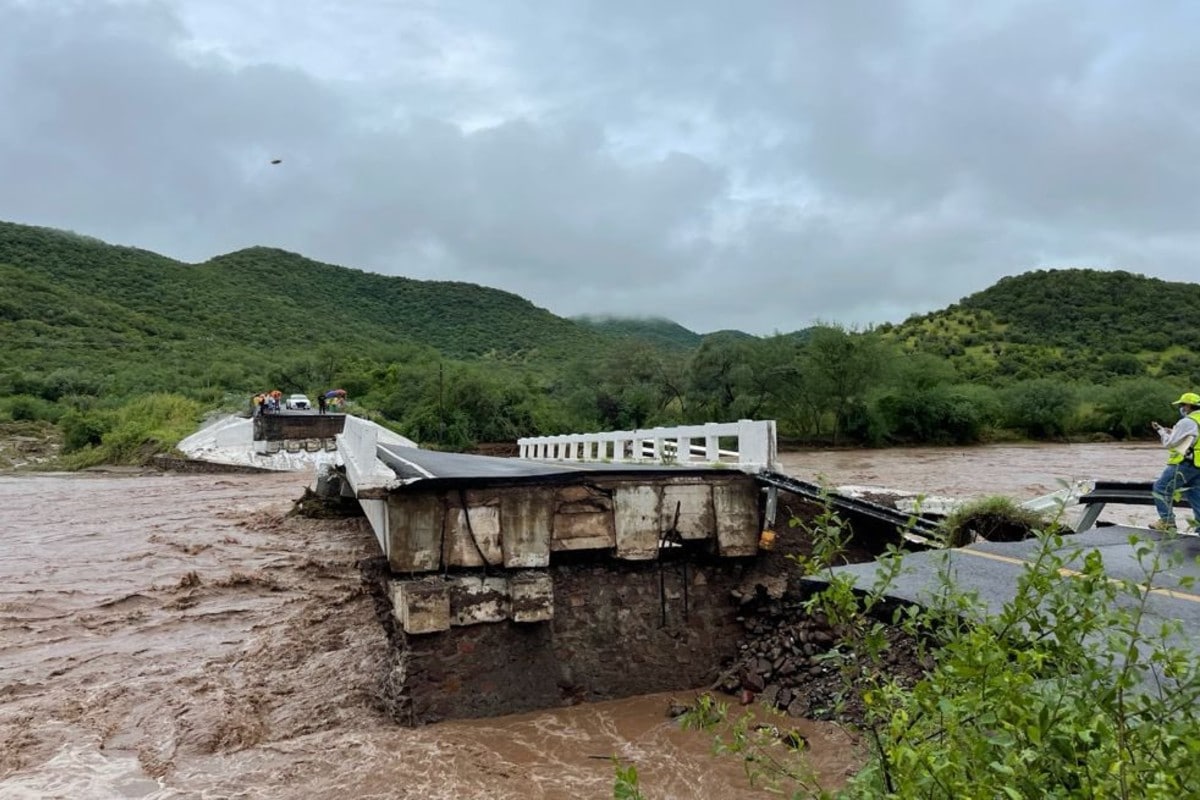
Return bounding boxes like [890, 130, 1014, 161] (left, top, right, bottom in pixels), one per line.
[375, 443, 720, 481]
[825, 526, 1200, 655]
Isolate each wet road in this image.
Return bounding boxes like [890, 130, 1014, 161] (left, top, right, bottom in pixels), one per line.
[830, 525, 1200, 641]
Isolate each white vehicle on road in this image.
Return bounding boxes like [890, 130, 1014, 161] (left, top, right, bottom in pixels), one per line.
[285, 394, 312, 410]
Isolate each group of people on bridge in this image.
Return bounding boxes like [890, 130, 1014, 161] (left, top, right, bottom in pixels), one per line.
[321, 390, 347, 413]
[251, 390, 283, 415]
[250, 389, 348, 416]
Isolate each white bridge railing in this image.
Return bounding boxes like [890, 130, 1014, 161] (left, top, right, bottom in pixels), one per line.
[518, 419, 777, 473]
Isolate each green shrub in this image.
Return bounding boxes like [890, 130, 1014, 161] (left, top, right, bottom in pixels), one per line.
[677, 502, 1200, 799]
[841, 531, 1200, 799]
[61, 393, 203, 467]
[2, 394, 63, 423]
[938, 495, 1050, 548]
[1091, 378, 1178, 440]
[1000, 379, 1078, 438]
[613, 760, 645, 800]
[59, 409, 112, 452]
[876, 386, 986, 445]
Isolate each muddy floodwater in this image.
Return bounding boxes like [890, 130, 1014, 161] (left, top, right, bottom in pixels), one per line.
[0, 442, 1169, 799]
[776, 440, 1167, 528]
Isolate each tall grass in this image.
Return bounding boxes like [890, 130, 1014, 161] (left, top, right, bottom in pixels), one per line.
[60, 393, 203, 468]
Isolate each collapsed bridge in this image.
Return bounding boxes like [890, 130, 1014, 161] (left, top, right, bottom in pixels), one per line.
[333, 417, 940, 723]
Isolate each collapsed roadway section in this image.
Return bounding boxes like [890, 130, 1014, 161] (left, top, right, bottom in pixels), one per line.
[332, 417, 947, 724]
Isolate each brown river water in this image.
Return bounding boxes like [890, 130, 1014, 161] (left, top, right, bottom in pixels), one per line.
[0, 442, 1168, 799]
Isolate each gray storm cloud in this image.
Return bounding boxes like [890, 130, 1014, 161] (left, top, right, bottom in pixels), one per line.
[1, 0, 1198, 334]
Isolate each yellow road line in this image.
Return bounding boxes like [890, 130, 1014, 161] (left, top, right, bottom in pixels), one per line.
[956, 547, 1200, 604]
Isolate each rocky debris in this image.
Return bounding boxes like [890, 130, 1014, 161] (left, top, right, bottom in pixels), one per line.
[710, 486, 941, 726]
[712, 595, 930, 724]
[754, 723, 808, 750]
[665, 700, 690, 718]
[0, 421, 62, 470]
[291, 485, 364, 519]
[287, 467, 365, 519]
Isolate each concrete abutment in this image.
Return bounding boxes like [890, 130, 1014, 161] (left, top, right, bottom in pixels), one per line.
[373, 472, 767, 724]
[388, 558, 752, 723]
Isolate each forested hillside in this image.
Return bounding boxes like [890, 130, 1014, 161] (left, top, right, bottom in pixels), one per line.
[1, 219, 1197, 466]
[0, 222, 601, 395]
[880, 269, 1200, 384]
[574, 315, 703, 350]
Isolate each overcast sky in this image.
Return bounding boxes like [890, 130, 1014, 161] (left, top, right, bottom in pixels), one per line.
[3, 0, 1198, 335]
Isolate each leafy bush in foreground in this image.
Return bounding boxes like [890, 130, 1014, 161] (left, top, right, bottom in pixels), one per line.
[666, 505, 1200, 798]
[841, 530, 1200, 799]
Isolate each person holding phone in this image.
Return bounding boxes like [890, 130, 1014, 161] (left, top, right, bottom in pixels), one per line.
[1149, 392, 1200, 532]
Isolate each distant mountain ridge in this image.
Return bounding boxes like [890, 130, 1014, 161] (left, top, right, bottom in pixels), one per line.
[0, 221, 612, 392]
[4, 218, 1198, 401]
[572, 315, 704, 350]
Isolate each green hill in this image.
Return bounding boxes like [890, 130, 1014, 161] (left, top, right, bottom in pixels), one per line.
[0, 221, 605, 396]
[573, 315, 704, 350]
[879, 268, 1200, 384]
[958, 268, 1194, 347]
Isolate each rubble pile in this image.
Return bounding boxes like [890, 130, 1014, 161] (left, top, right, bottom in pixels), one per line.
[714, 596, 930, 724]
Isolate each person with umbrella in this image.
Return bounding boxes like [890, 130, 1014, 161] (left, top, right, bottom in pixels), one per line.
[324, 389, 347, 411]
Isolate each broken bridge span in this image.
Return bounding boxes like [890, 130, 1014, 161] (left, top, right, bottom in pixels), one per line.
[331, 417, 930, 723]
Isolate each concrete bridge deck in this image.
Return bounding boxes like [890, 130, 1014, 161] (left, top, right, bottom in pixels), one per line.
[376, 442, 725, 484]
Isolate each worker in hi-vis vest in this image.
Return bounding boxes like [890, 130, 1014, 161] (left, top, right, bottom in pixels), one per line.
[1150, 391, 1200, 532]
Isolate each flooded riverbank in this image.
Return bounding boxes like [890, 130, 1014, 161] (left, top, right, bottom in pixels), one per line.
[0, 442, 1170, 798]
[777, 440, 1167, 528]
[0, 471, 858, 799]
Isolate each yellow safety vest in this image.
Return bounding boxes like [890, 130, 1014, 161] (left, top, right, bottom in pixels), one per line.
[1166, 410, 1200, 465]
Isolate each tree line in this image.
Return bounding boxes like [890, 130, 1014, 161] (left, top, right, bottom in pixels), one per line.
[3, 320, 1190, 464]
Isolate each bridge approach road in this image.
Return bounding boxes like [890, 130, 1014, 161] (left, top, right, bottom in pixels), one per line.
[824, 526, 1200, 655]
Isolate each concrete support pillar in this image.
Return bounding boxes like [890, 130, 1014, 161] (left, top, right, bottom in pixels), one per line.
[387, 494, 445, 572]
[500, 490, 553, 568]
[714, 481, 760, 557]
[509, 571, 553, 622]
[661, 483, 715, 540]
[391, 578, 451, 634]
[614, 485, 661, 559]
[448, 576, 510, 626]
[444, 493, 502, 568]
